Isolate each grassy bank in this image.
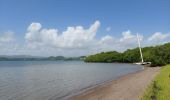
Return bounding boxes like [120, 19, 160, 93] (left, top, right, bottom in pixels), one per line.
[141, 65, 170, 100]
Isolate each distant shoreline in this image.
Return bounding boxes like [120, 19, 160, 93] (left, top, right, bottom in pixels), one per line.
[0, 55, 85, 61]
[70, 67, 160, 100]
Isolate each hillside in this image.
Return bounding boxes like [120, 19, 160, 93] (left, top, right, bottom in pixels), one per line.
[0, 55, 85, 61]
[85, 43, 170, 67]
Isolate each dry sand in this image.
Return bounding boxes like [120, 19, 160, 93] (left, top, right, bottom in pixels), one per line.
[70, 67, 160, 100]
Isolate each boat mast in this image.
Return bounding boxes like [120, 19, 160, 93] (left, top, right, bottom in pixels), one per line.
[137, 33, 144, 63]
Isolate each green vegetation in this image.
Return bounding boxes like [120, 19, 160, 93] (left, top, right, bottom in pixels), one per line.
[47, 56, 85, 61]
[85, 42, 170, 67]
[84, 51, 122, 63]
[141, 65, 170, 100]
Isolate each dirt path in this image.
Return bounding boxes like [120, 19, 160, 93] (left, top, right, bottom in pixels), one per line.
[70, 67, 160, 100]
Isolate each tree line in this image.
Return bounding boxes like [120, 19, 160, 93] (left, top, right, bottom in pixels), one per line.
[85, 42, 170, 67]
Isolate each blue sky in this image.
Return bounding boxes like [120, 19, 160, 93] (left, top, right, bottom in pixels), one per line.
[0, 0, 170, 56]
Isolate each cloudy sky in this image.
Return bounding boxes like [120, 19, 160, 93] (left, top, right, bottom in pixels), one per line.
[0, 0, 170, 56]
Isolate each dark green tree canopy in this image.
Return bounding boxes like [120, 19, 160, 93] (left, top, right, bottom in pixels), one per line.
[85, 43, 170, 67]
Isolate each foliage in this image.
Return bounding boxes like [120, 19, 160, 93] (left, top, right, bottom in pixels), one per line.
[85, 43, 170, 67]
[141, 65, 170, 100]
[85, 51, 123, 63]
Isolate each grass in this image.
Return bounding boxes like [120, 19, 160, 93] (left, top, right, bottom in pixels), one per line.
[141, 65, 170, 100]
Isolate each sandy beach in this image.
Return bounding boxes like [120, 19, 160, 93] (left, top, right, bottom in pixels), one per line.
[70, 67, 160, 100]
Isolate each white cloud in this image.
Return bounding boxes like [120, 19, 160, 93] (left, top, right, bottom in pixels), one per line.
[25, 21, 100, 49]
[95, 30, 143, 53]
[118, 30, 143, 49]
[25, 22, 143, 55]
[101, 35, 114, 43]
[1, 21, 170, 56]
[0, 31, 15, 43]
[27, 23, 42, 32]
[148, 32, 170, 42]
[24, 21, 170, 56]
[121, 30, 135, 40]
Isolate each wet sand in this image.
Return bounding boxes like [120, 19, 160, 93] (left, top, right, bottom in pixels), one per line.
[70, 67, 160, 100]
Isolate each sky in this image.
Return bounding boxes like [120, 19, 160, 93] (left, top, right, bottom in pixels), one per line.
[0, 0, 170, 56]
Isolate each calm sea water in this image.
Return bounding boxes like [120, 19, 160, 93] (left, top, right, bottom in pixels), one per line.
[0, 61, 143, 100]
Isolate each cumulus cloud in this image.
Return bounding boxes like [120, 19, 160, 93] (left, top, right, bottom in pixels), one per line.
[27, 23, 42, 32]
[121, 30, 135, 40]
[25, 21, 100, 49]
[25, 21, 142, 55]
[26, 21, 140, 55]
[119, 30, 143, 48]
[24, 20, 170, 56]
[97, 30, 144, 52]
[101, 35, 114, 43]
[0, 31, 15, 43]
[1, 21, 170, 56]
[148, 32, 170, 42]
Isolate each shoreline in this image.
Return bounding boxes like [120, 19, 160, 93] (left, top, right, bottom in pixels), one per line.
[69, 67, 160, 100]
[60, 65, 144, 100]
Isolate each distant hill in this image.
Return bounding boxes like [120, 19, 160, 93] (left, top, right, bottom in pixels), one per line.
[0, 55, 85, 61]
[47, 56, 85, 61]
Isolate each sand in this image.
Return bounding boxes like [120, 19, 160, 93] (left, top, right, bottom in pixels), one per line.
[70, 67, 160, 100]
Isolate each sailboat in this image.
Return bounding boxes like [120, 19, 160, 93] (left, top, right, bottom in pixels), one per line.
[135, 33, 151, 65]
